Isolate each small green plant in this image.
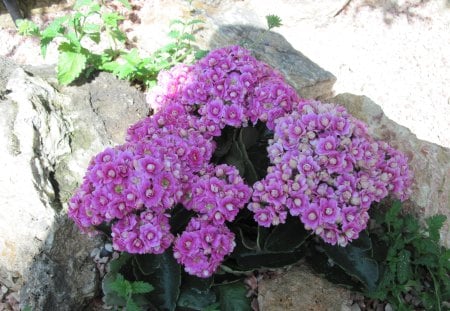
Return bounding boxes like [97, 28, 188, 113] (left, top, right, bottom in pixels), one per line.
[101, 17, 207, 88]
[17, 0, 130, 85]
[245, 14, 283, 50]
[108, 273, 153, 311]
[16, 0, 206, 87]
[369, 201, 450, 310]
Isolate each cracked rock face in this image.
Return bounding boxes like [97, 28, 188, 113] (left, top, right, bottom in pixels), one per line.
[0, 57, 148, 310]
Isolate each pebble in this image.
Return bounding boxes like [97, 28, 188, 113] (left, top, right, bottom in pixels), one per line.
[385, 303, 393, 311]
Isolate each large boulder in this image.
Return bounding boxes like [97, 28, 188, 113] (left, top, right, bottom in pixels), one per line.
[330, 93, 450, 247]
[0, 57, 148, 310]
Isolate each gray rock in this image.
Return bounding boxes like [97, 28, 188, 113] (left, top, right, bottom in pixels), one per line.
[207, 25, 337, 99]
[330, 93, 450, 247]
[19, 216, 102, 311]
[0, 57, 148, 310]
[258, 265, 353, 311]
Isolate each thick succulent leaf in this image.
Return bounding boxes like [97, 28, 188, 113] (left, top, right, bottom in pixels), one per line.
[177, 276, 216, 311]
[133, 254, 160, 276]
[234, 250, 305, 270]
[322, 233, 379, 291]
[147, 250, 181, 311]
[306, 247, 363, 291]
[264, 217, 310, 252]
[223, 141, 245, 176]
[217, 281, 252, 311]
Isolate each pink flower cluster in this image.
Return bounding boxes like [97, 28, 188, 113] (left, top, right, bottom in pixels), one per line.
[147, 45, 299, 131]
[69, 45, 413, 278]
[248, 100, 413, 246]
[173, 217, 236, 278]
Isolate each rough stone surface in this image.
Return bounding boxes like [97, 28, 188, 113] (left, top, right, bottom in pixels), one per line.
[207, 25, 337, 100]
[258, 265, 353, 311]
[19, 216, 102, 311]
[330, 93, 450, 247]
[0, 57, 148, 310]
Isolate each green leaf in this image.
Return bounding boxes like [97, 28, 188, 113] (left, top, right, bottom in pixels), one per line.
[217, 281, 251, 311]
[40, 16, 68, 57]
[223, 141, 245, 177]
[109, 252, 132, 273]
[131, 281, 154, 294]
[177, 287, 216, 310]
[194, 49, 209, 60]
[187, 19, 204, 26]
[102, 12, 124, 28]
[147, 250, 181, 311]
[16, 19, 40, 36]
[126, 298, 141, 311]
[57, 43, 87, 85]
[169, 19, 185, 26]
[168, 30, 181, 39]
[109, 274, 129, 299]
[102, 273, 127, 307]
[322, 232, 379, 291]
[266, 14, 282, 30]
[385, 200, 402, 225]
[264, 217, 310, 252]
[426, 214, 446, 242]
[396, 250, 412, 284]
[133, 254, 160, 276]
[117, 0, 132, 10]
[180, 33, 196, 42]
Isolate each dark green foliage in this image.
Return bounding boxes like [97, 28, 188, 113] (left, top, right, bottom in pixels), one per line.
[367, 201, 450, 310]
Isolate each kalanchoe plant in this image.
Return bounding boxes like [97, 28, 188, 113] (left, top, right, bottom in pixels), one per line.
[69, 45, 414, 309]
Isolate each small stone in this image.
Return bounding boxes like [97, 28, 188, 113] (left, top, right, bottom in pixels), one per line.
[104, 243, 113, 252]
[90, 248, 100, 258]
[1, 285, 8, 294]
[385, 303, 393, 311]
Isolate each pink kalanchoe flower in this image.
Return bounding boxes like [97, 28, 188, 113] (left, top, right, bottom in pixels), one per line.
[248, 98, 412, 246]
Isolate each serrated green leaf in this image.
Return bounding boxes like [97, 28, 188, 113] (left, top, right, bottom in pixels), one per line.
[266, 14, 282, 30]
[168, 30, 181, 39]
[131, 281, 154, 294]
[16, 19, 40, 36]
[109, 274, 128, 299]
[187, 19, 204, 26]
[180, 33, 195, 41]
[217, 281, 251, 311]
[169, 19, 185, 26]
[385, 200, 402, 225]
[194, 49, 208, 60]
[102, 12, 124, 28]
[57, 43, 87, 85]
[88, 32, 100, 44]
[126, 298, 141, 311]
[396, 250, 412, 284]
[426, 214, 446, 242]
